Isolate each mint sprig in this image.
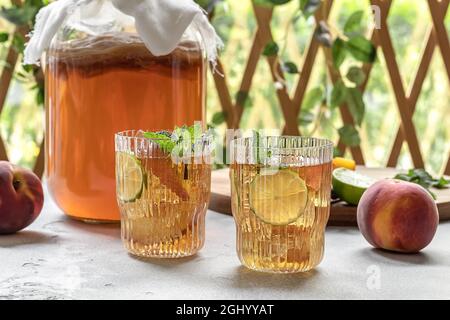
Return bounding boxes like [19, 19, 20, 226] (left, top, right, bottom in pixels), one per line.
[143, 124, 203, 156]
[143, 132, 176, 154]
[394, 168, 450, 200]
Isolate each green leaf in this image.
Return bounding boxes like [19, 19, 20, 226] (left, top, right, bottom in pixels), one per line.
[0, 5, 38, 26]
[346, 66, 366, 85]
[0, 32, 9, 42]
[392, 168, 448, 199]
[394, 169, 439, 200]
[338, 125, 361, 147]
[346, 87, 365, 126]
[283, 61, 299, 74]
[36, 86, 45, 106]
[194, 0, 223, 12]
[300, 0, 321, 17]
[346, 36, 377, 63]
[333, 147, 343, 158]
[303, 86, 324, 111]
[262, 41, 279, 56]
[432, 177, 450, 189]
[143, 132, 176, 154]
[344, 10, 364, 35]
[332, 38, 346, 69]
[268, 0, 292, 5]
[253, 0, 276, 7]
[12, 34, 25, 53]
[143, 124, 202, 155]
[314, 21, 332, 47]
[236, 91, 248, 106]
[212, 111, 227, 125]
[411, 168, 434, 184]
[394, 173, 413, 182]
[236, 91, 253, 109]
[330, 80, 348, 108]
[298, 110, 315, 126]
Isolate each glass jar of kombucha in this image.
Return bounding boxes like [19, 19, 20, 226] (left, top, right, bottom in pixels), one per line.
[44, 1, 207, 222]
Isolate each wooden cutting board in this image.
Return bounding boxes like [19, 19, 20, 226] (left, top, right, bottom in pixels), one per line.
[209, 167, 450, 226]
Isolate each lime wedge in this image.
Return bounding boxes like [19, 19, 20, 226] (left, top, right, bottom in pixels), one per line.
[332, 168, 376, 206]
[249, 169, 308, 225]
[116, 152, 144, 202]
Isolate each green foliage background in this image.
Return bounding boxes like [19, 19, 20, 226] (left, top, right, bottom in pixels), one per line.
[0, 0, 449, 174]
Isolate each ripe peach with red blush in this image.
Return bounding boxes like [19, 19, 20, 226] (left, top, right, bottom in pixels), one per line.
[0, 161, 44, 234]
[357, 179, 438, 253]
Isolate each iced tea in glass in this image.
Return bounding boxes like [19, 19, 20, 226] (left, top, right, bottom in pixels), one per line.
[230, 136, 333, 273]
[115, 129, 212, 258]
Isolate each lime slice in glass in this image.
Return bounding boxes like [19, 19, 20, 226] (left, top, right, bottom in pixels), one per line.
[116, 152, 144, 202]
[332, 168, 376, 206]
[249, 169, 308, 225]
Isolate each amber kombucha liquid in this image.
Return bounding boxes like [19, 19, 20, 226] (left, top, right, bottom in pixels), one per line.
[45, 34, 205, 222]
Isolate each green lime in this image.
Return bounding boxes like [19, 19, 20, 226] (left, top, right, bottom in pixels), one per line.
[116, 152, 144, 202]
[332, 168, 376, 206]
[249, 169, 308, 225]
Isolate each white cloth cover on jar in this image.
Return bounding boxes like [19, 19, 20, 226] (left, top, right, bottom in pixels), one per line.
[24, 0, 222, 66]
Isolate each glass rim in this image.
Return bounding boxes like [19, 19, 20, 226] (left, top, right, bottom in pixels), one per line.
[115, 129, 214, 142]
[230, 135, 334, 151]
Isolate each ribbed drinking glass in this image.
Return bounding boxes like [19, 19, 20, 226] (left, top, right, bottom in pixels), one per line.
[230, 136, 333, 273]
[115, 130, 212, 258]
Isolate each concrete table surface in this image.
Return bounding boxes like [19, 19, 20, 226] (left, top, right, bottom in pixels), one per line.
[1, 188, 449, 300]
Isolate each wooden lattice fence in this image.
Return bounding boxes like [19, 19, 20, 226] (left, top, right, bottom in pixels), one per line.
[0, 0, 449, 176]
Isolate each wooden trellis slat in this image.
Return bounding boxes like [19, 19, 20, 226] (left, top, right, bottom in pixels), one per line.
[252, 6, 299, 135]
[371, 0, 425, 169]
[427, 0, 450, 175]
[0, 42, 17, 161]
[387, 27, 437, 167]
[0, 0, 26, 162]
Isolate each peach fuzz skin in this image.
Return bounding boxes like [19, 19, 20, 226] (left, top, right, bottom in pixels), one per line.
[0, 161, 44, 234]
[357, 179, 439, 253]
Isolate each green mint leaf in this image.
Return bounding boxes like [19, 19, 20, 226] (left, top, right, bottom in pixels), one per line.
[394, 173, 413, 182]
[393, 168, 448, 197]
[143, 132, 176, 154]
[431, 177, 450, 189]
[145, 124, 203, 157]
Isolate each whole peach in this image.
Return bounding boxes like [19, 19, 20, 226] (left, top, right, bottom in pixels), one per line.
[357, 179, 438, 253]
[0, 161, 44, 234]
